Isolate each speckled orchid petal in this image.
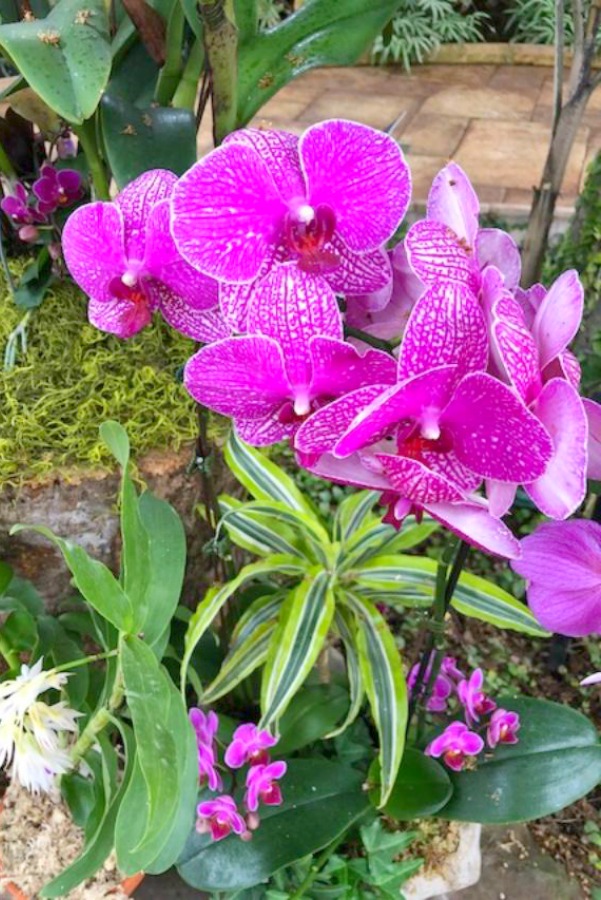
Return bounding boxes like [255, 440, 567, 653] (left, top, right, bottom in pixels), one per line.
[426, 161, 479, 248]
[224, 127, 304, 198]
[405, 220, 479, 292]
[172, 142, 289, 282]
[583, 398, 601, 480]
[219, 244, 287, 332]
[324, 238, 393, 296]
[115, 169, 177, 261]
[441, 372, 553, 482]
[514, 283, 545, 330]
[184, 336, 291, 421]
[62, 202, 126, 304]
[300, 119, 411, 252]
[532, 269, 584, 369]
[486, 480, 517, 518]
[87, 294, 154, 339]
[375, 453, 468, 504]
[486, 272, 542, 404]
[154, 289, 230, 342]
[525, 379, 587, 519]
[299, 449, 391, 490]
[309, 336, 397, 399]
[427, 500, 521, 559]
[295, 384, 389, 455]
[476, 228, 521, 289]
[398, 282, 487, 381]
[237, 414, 297, 447]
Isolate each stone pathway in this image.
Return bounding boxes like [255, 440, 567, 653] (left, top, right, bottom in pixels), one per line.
[200, 62, 601, 219]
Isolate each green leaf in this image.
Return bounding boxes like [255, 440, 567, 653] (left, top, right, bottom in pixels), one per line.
[13, 249, 54, 309]
[261, 571, 335, 728]
[218, 496, 329, 562]
[101, 93, 196, 189]
[10, 524, 133, 631]
[202, 619, 275, 704]
[177, 759, 370, 892]
[0, 0, 111, 123]
[333, 490, 379, 542]
[99, 419, 130, 467]
[345, 592, 407, 807]
[327, 606, 364, 738]
[116, 636, 197, 874]
[180, 555, 307, 693]
[440, 697, 601, 824]
[277, 683, 350, 754]
[371, 748, 452, 820]
[0, 561, 13, 594]
[236, 0, 402, 124]
[451, 570, 550, 637]
[231, 592, 286, 648]
[225, 430, 319, 517]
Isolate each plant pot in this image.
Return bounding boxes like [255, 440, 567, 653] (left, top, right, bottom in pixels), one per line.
[0, 786, 144, 899]
[402, 822, 482, 900]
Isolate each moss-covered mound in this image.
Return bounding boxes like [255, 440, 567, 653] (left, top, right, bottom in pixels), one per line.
[0, 278, 199, 488]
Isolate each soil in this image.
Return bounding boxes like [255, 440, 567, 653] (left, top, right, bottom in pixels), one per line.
[0, 780, 131, 899]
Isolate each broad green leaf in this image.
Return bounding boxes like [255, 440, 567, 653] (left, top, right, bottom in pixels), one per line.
[345, 592, 407, 807]
[277, 683, 350, 754]
[202, 620, 275, 704]
[233, 0, 258, 44]
[10, 524, 133, 631]
[116, 636, 197, 874]
[225, 430, 318, 517]
[327, 606, 364, 738]
[99, 420, 130, 467]
[333, 490, 379, 542]
[180, 555, 307, 693]
[36, 615, 89, 707]
[231, 592, 286, 648]
[0, 0, 111, 123]
[452, 570, 550, 637]
[370, 748, 452, 820]
[0, 561, 12, 594]
[2, 571, 44, 615]
[439, 697, 601, 824]
[177, 759, 370, 892]
[236, 0, 402, 125]
[261, 571, 335, 728]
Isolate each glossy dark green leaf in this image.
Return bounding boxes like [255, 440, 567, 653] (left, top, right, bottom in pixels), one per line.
[13, 250, 54, 309]
[177, 759, 370, 892]
[0, 0, 111, 123]
[370, 748, 452, 820]
[277, 683, 350, 754]
[439, 697, 601, 824]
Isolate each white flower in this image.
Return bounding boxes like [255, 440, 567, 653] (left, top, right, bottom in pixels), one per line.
[0, 658, 80, 793]
[581, 672, 601, 686]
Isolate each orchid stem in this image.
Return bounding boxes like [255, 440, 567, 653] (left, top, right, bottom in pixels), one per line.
[70, 664, 123, 766]
[0, 632, 19, 672]
[343, 325, 395, 355]
[172, 39, 206, 111]
[53, 649, 119, 675]
[289, 832, 347, 899]
[155, 1, 185, 106]
[74, 118, 110, 201]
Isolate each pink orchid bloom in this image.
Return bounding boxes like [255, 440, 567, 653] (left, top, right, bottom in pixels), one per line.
[224, 723, 278, 769]
[196, 795, 250, 842]
[62, 169, 222, 341]
[184, 265, 397, 445]
[511, 519, 601, 637]
[189, 708, 222, 791]
[407, 659, 454, 713]
[486, 708, 521, 748]
[425, 721, 484, 771]
[441, 657, 465, 683]
[457, 668, 496, 725]
[244, 761, 287, 813]
[172, 122, 410, 329]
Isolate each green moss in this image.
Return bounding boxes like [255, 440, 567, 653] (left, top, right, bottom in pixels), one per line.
[0, 276, 199, 488]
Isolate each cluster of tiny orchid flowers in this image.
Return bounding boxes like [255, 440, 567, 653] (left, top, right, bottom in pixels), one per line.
[189, 709, 287, 842]
[62, 117, 601, 572]
[2, 163, 83, 244]
[0, 658, 80, 794]
[412, 658, 521, 771]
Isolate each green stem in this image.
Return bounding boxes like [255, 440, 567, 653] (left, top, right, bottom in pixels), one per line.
[172, 39, 206, 110]
[289, 832, 346, 899]
[53, 649, 119, 675]
[0, 631, 19, 672]
[155, 2, 186, 106]
[74, 118, 110, 200]
[343, 324, 395, 355]
[70, 663, 123, 765]
[199, 0, 239, 143]
[0, 141, 16, 181]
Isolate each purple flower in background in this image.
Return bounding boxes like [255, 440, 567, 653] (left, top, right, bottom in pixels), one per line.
[425, 721, 484, 771]
[172, 122, 410, 328]
[441, 657, 465, 683]
[1, 183, 45, 225]
[511, 520, 601, 637]
[407, 657, 459, 713]
[189, 708, 221, 791]
[458, 669, 496, 725]
[62, 169, 221, 340]
[244, 761, 287, 812]
[196, 795, 250, 842]
[33, 163, 82, 215]
[486, 709, 520, 748]
[224, 722, 278, 769]
[56, 133, 77, 160]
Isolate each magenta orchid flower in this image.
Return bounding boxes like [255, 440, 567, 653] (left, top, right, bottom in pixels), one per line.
[425, 721, 484, 771]
[196, 795, 250, 842]
[1, 182, 45, 225]
[244, 761, 287, 813]
[511, 519, 601, 637]
[224, 723, 278, 769]
[189, 708, 222, 791]
[62, 169, 220, 341]
[172, 122, 410, 329]
[441, 657, 465, 683]
[486, 708, 520, 748]
[457, 668, 496, 725]
[407, 657, 458, 713]
[32, 163, 82, 215]
[184, 264, 397, 445]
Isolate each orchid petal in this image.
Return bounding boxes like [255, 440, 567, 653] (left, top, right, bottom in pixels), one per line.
[514, 283, 545, 329]
[62, 202, 127, 304]
[405, 220, 479, 292]
[237, 414, 296, 447]
[219, 244, 286, 332]
[487, 277, 541, 404]
[309, 336, 397, 399]
[325, 237, 393, 295]
[300, 450, 390, 490]
[442, 373, 553, 482]
[376, 453, 468, 504]
[583, 398, 601, 480]
[172, 143, 288, 282]
[426, 500, 521, 559]
[525, 379, 587, 519]
[87, 295, 153, 339]
[224, 127, 304, 198]
[300, 119, 411, 252]
[532, 269, 584, 368]
[486, 480, 517, 518]
[156, 289, 230, 341]
[295, 384, 389, 455]
[115, 169, 177, 261]
[476, 229, 521, 289]
[426, 162, 479, 248]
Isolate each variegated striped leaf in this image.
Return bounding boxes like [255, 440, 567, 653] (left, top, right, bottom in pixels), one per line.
[231, 592, 286, 649]
[333, 490, 380, 542]
[181, 555, 308, 693]
[345, 591, 407, 807]
[260, 570, 335, 729]
[202, 620, 276, 703]
[327, 605, 365, 738]
[225, 430, 318, 516]
[339, 516, 438, 572]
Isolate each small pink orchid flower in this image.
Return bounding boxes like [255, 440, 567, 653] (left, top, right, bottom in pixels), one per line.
[224, 723, 278, 769]
[441, 657, 465, 683]
[245, 761, 287, 813]
[487, 709, 521, 748]
[425, 721, 484, 771]
[407, 658, 456, 713]
[196, 795, 250, 842]
[189, 708, 222, 791]
[457, 669, 496, 725]
[581, 672, 601, 686]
